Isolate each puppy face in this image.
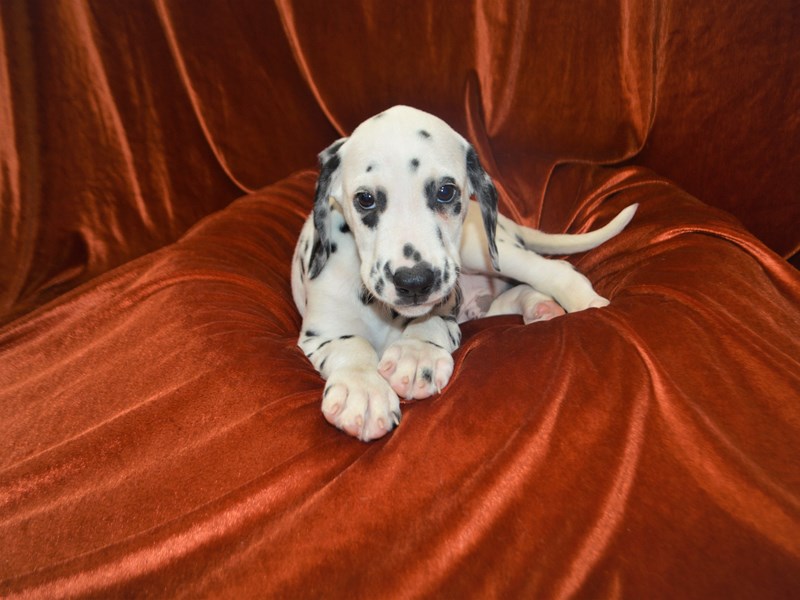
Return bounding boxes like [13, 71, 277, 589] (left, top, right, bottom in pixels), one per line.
[309, 106, 498, 318]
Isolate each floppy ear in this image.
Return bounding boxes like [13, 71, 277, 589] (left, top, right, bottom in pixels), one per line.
[465, 146, 500, 271]
[308, 137, 347, 279]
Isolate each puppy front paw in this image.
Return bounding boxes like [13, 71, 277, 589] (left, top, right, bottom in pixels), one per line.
[378, 339, 454, 400]
[322, 369, 401, 441]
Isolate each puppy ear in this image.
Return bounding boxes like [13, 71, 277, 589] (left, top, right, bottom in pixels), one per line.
[308, 137, 347, 279]
[465, 146, 500, 271]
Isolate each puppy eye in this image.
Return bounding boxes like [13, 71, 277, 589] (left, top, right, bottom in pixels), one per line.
[355, 191, 376, 210]
[436, 184, 458, 203]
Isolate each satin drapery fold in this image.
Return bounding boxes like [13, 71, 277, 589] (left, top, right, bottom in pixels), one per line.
[2, 0, 797, 319]
[1, 1, 799, 597]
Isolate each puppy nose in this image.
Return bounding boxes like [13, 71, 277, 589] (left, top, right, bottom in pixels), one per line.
[393, 263, 435, 298]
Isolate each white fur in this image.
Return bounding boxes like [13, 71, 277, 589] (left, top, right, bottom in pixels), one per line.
[291, 106, 637, 441]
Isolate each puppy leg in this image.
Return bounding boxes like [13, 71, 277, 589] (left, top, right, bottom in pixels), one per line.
[460, 207, 611, 312]
[378, 315, 459, 400]
[300, 328, 401, 441]
[490, 245, 608, 312]
[294, 205, 404, 441]
[486, 284, 566, 324]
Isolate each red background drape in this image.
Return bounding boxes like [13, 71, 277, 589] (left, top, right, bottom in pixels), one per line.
[1, 1, 798, 597]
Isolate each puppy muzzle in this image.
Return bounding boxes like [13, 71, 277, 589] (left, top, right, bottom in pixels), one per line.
[388, 265, 455, 318]
[393, 263, 435, 302]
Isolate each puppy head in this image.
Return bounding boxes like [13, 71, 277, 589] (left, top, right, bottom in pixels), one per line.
[309, 105, 498, 317]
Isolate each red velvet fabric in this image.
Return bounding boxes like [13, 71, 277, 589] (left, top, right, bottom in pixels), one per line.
[1, 1, 799, 597]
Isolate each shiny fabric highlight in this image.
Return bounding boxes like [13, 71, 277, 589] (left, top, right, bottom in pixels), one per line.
[1, 1, 799, 597]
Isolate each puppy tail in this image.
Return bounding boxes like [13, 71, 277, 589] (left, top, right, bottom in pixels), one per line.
[514, 204, 638, 255]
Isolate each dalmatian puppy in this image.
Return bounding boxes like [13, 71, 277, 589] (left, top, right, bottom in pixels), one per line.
[292, 105, 637, 441]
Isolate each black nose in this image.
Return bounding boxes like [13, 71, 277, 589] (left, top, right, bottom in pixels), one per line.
[393, 263, 435, 299]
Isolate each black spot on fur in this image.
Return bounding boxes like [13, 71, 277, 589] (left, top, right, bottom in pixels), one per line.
[366, 163, 375, 173]
[359, 286, 374, 305]
[466, 146, 499, 270]
[305, 330, 318, 337]
[451, 285, 463, 317]
[447, 328, 458, 347]
[340, 221, 351, 234]
[403, 243, 422, 263]
[339, 334, 354, 340]
[330, 242, 338, 254]
[375, 278, 385, 296]
[432, 267, 443, 292]
[424, 180, 436, 209]
[309, 149, 342, 279]
[324, 140, 346, 159]
[425, 177, 461, 215]
[356, 188, 388, 229]
[410, 158, 420, 172]
[421, 368, 433, 384]
[310, 238, 324, 269]
[419, 129, 431, 139]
